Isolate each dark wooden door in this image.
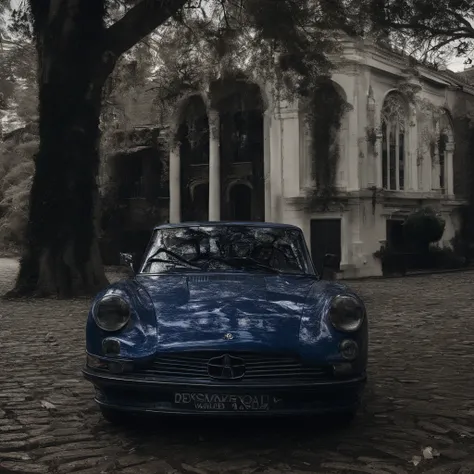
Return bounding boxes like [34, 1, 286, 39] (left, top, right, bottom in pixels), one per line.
[310, 219, 342, 272]
[386, 219, 405, 251]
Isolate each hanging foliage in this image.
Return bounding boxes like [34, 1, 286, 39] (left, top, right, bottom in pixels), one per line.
[127, 0, 376, 219]
[182, 96, 209, 150]
[147, 0, 364, 137]
[304, 81, 351, 210]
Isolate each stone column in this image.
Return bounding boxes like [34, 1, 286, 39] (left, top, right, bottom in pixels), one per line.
[263, 110, 272, 221]
[208, 109, 221, 221]
[445, 142, 454, 196]
[375, 131, 383, 188]
[431, 147, 441, 190]
[431, 120, 441, 190]
[169, 143, 181, 223]
[340, 213, 349, 267]
[350, 200, 363, 268]
[270, 106, 283, 223]
[346, 91, 359, 191]
[366, 85, 376, 188]
[408, 104, 419, 191]
[279, 106, 301, 198]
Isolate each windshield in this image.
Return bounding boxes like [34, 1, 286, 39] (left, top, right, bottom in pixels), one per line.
[139, 225, 314, 275]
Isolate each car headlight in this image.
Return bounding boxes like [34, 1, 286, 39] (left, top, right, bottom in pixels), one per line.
[93, 295, 130, 332]
[329, 295, 365, 332]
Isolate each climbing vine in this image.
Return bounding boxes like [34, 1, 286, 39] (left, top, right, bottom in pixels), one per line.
[366, 127, 378, 148]
[416, 98, 445, 168]
[303, 82, 352, 210]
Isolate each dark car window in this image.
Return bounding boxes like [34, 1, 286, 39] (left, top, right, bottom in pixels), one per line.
[140, 226, 314, 275]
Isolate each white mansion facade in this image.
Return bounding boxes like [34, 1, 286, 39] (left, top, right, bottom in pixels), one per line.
[164, 38, 473, 278]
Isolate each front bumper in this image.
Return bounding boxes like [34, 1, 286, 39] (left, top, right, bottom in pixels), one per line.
[83, 366, 366, 416]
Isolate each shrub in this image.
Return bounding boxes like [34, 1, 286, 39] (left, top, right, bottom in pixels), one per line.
[374, 244, 464, 275]
[427, 246, 465, 269]
[403, 207, 445, 252]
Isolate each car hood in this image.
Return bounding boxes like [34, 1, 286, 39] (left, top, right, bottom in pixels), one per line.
[136, 273, 316, 352]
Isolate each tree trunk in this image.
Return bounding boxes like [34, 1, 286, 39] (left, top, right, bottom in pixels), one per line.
[7, 0, 113, 298]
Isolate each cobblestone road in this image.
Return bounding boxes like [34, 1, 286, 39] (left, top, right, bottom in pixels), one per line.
[2, 258, 474, 473]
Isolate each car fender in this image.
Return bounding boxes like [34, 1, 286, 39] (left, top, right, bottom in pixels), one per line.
[298, 280, 368, 365]
[85, 279, 157, 359]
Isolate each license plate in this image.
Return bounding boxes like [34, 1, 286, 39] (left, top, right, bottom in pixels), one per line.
[173, 392, 270, 411]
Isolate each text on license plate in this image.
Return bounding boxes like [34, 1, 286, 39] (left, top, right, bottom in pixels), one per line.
[174, 392, 270, 411]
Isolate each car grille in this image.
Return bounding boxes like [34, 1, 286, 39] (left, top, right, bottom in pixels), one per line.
[187, 275, 248, 283]
[135, 352, 331, 384]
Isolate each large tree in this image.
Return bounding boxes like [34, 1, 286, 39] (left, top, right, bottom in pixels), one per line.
[6, 0, 359, 298]
[368, 0, 474, 66]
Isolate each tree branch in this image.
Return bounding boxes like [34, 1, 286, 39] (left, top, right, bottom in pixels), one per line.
[425, 33, 470, 53]
[388, 21, 474, 40]
[447, 10, 474, 37]
[105, 0, 188, 57]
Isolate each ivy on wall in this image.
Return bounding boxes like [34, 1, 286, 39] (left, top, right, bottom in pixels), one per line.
[303, 80, 351, 211]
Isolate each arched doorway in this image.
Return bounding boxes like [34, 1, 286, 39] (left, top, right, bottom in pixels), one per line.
[177, 95, 209, 221]
[228, 183, 252, 221]
[210, 76, 265, 221]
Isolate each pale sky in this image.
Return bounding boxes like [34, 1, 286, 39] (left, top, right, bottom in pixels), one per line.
[447, 56, 469, 72]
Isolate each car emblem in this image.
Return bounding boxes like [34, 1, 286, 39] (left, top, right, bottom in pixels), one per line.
[207, 354, 246, 380]
[223, 333, 233, 340]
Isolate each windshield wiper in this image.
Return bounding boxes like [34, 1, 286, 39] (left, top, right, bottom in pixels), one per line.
[145, 258, 201, 271]
[146, 248, 202, 269]
[196, 256, 236, 270]
[228, 257, 282, 274]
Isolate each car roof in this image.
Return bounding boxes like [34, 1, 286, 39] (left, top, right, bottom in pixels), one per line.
[153, 221, 302, 231]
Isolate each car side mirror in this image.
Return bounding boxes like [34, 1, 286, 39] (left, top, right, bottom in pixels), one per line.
[321, 253, 340, 280]
[320, 253, 339, 280]
[323, 253, 339, 269]
[119, 252, 135, 272]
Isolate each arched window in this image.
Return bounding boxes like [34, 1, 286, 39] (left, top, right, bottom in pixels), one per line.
[218, 89, 263, 164]
[381, 92, 407, 190]
[211, 76, 265, 221]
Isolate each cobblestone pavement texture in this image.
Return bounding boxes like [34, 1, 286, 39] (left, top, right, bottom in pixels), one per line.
[1, 258, 474, 473]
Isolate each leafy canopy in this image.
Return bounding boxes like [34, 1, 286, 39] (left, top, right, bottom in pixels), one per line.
[125, 0, 368, 128]
[13, 0, 368, 102]
[368, 0, 474, 66]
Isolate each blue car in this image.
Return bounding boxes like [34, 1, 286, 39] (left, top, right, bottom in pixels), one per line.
[83, 222, 367, 423]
